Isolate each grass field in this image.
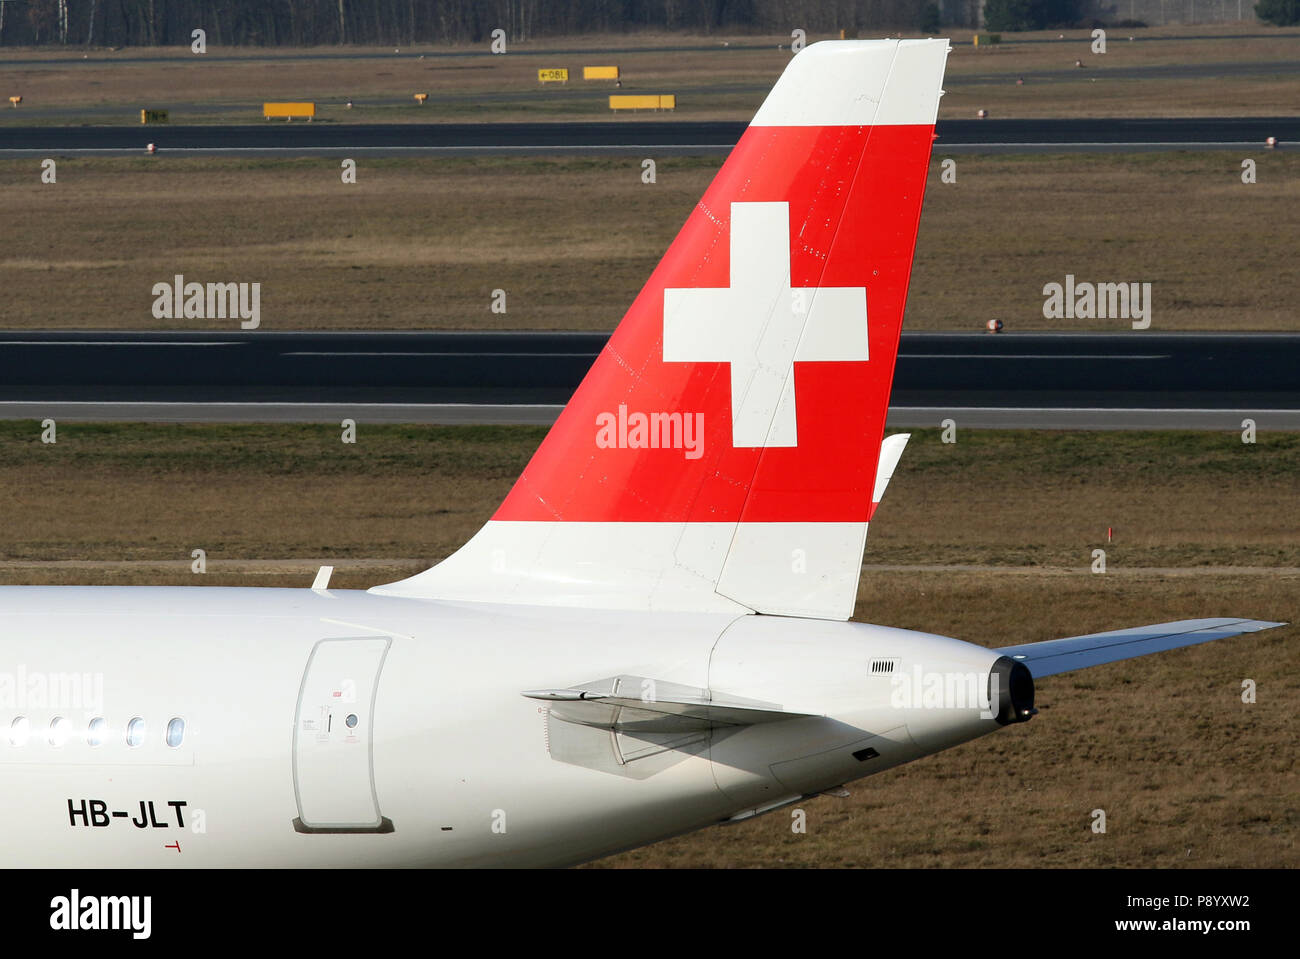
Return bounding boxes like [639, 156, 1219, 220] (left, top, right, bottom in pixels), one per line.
[2, 150, 1296, 331]
[1, 26, 1297, 124]
[0, 421, 1295, 867]
[3, 422, 1297, 572]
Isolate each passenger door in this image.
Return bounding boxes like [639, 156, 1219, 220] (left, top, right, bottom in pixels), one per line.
[292, 637, 393, 833]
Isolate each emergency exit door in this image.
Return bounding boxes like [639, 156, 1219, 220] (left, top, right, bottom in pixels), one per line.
[292, 637, 394, 833]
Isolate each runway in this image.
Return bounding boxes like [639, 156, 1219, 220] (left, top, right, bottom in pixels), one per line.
[2, 401, 1295, 430]
[0, 117, 1293, 157]
[2, 331, 1295, 429]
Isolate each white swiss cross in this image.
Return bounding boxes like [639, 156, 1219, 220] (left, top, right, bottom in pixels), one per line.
[662, 201, 868, 448]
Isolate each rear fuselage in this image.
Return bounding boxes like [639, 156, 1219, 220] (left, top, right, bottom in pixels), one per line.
[0, 585, 1008, 867]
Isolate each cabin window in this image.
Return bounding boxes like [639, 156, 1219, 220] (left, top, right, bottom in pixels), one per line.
[166, 718, 185, 748]
[87, 718, 108, 747]
[9, 717, 30, 746]
[48, 717, 71, 747]
[126, 717, 146, 747]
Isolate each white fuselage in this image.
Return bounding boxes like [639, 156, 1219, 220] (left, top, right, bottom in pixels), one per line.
[0, 586, 1008, 867]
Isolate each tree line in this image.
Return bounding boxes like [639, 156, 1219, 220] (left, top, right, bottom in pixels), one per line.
[0, 1, 973, 47]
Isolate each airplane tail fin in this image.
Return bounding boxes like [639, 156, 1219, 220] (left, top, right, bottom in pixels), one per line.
[373, 39, 950, 619]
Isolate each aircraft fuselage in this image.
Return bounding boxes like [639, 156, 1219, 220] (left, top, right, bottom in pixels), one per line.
[0, 585, 1013, 867]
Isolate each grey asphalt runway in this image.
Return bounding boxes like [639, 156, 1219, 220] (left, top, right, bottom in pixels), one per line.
[0, 117, 1293, 158]
[2, 332, 1295, 429]
[0, 400, 564, 425]
[2, 400, 1295, 430]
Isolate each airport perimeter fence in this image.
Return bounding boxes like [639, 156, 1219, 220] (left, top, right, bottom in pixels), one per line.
[944, 0, 1265, 26]
[1097, 0, 1260, 24]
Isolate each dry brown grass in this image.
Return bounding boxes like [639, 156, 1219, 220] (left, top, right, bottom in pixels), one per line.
[4, 424, 1296, 572]
[869, 429, 1300, 568]
[1, 150, 1296, 331]
[0, 422, 532, 565]
[942, 75, 1300, 120]
[0, 421, 1295, 867]
[0, 39, 790, 124]
[0, 26, 1297, 122]
[0, 154, 708, 330]
[914, 151, 1300, 331]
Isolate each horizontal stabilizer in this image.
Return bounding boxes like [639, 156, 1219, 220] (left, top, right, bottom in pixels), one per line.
[996, 618, 1286, 678]
[871, 432, 910, 511]
[524, 676, 817, 731]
